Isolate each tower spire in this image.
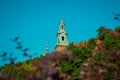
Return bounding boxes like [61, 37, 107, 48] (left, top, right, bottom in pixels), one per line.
[45, 42, 49, 54]
[59, 17, 65, 30]
[55, 18, 69, 51]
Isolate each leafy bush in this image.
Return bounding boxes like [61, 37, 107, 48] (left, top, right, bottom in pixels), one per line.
[21, 62, 37, 72]
[115, 26, 120, 33]
[93, 49, 108, 65]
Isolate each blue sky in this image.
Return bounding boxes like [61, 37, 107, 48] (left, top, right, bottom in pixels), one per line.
[0, 0, 120, 66]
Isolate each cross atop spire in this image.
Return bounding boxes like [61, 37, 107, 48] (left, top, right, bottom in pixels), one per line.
[61, 16, 64, 21]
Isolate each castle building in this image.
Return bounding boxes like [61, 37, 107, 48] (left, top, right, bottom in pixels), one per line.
[55, 19, 69, 51]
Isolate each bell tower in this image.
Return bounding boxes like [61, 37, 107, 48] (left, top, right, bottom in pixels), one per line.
[55, 18, 69, 51]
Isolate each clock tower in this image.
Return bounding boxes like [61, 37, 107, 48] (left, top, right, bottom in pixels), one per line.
[55, 18, 69, 51]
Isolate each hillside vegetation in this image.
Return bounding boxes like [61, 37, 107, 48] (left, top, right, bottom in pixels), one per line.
[0, 26, 120, 80]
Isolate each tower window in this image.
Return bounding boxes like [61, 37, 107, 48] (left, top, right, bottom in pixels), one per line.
[62, 36, 64, 41]
[62, 25, 63, 29]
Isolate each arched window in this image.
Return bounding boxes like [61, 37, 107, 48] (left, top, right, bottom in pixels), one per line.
[62, 25, 63, 29]
[62, 36, 64, 41]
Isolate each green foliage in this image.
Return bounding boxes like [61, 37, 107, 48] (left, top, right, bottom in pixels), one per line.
[64, 26, 120, 79]
[71, 67, 84, 79]
[0, 64, 24, 79]
[116, 38, 120, 48]
[104, 66, 115, 80]
[58, 55, 74, 75]
[106, 66, 116, 72]
[104, 73, 114, 80]
[97, 26, 112, 40]
[62, 63, 74, 75]
[97, 26, 106, 40]
[102, 32, 120, 49]
[58, 58, 83, 79]
[21, 62, 37, 72]
[87, 38, 96, 49]
[115, 26, 120, 32]
[76, 47, 92, 60]
[97, 26, 120, 49]
[93, 49, 108, 65]
[68, 44, 92, 60]
[33, 56, 41, 61]
[67, 43, 76, 51]
[103, 34, 116, 48]
[60, 43, 92, 79]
